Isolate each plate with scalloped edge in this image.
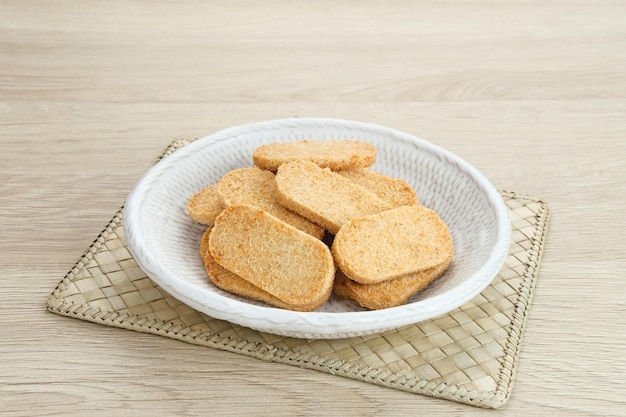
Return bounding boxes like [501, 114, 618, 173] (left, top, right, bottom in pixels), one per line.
[123, 118, 511, 339]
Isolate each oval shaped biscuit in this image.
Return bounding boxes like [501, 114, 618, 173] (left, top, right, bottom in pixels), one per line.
[253, 140, 376, 172]
[275, 160, 391, 234]
[209, 204, 335, 307]
[333, 255, 452, 310]
[336, 169, 419, 207]
[200, 227, 329, 311]
[218, 167, 324, 239]
[332, 205, 453, 284]
[187, 184, 225, 225]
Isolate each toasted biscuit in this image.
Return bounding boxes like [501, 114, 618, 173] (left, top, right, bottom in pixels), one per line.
[187, 184, 225, 225]
[253, 140, 376, 172]
[275, 160, 392, 234]
[199, 227, 328, 311]
[336, 168, 419, 207]
[218, 167, 325, 239]
[333, 255, 452, 310]
[209, 204, 335, 307]
[332, 205, 453, 284]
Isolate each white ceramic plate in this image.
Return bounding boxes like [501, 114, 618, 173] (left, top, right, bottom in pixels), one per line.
[123, 118, 511, 339]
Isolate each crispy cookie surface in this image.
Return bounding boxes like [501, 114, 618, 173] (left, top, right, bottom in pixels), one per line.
[332, 205, 453, 284]
[218, 167, 324, 239]
[337, 168, 419, 207]
[333, 256, 452, 310]
[209, 204, 335, 307]
[187, 184, 225, 225]
[253, 140, 376, 172]
[275, 160, 391, 234]
[200, 227, 328, 311]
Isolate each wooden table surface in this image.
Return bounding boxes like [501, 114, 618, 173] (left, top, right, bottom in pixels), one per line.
[2, 1, 625, 415]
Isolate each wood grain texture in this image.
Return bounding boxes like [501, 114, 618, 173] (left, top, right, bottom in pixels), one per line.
[1, 1, 625, 415]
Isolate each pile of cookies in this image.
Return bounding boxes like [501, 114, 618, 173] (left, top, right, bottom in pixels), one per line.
[187, 140, 453, 311]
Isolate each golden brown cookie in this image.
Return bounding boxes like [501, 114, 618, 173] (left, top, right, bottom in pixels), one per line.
[332, 205, 453, 284]
[187, 184, 225, 225]
[253, 140, 376, 172]
[336, 168, 419, 207]
[199, 227, 328, 311]
[218, 167, 324, 239]
[209, 204, 335, 307]
[333, 255, 452, 310]
[275, 160, 392, 234]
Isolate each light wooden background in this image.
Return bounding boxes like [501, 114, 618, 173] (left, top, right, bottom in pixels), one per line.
[2, 1, 625, 416]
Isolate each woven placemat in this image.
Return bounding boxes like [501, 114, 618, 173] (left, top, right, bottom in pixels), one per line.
[46, 139, 550, 409]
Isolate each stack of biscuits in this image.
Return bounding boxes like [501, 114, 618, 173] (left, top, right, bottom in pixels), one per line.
[187, 140, 453, 311]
